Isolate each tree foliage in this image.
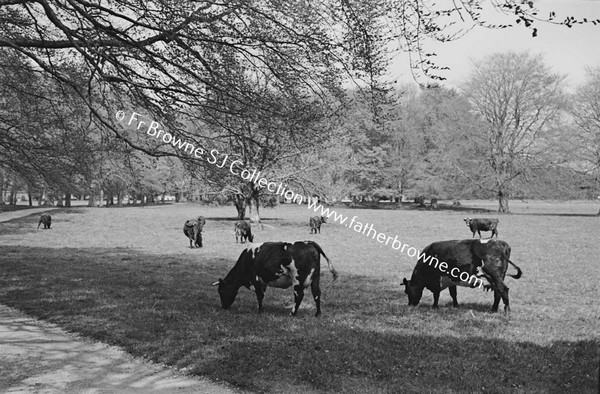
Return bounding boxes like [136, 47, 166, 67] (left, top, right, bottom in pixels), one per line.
[461, 52, 568, 212]
[571, 67, 600, 211]
[0, 0, 597, 212]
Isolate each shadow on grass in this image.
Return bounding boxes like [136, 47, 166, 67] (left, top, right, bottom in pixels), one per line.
[512, 212, 600, 217]
[0, 209, 87, 236]
[0, 246, 597, 393]
[202, 217, 284, 222]
[0, 205, 40, 213]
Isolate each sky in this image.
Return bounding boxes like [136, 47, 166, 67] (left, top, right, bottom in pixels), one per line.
[391, 0, 600, 90]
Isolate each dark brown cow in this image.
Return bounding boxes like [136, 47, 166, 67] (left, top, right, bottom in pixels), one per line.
[309, 215, 327, 234]
[213, 241, 337, 316]
[463, 218, 499, 238]
[402, 239, 522, 312]
[38, 213, 51, 229]
[234, 220, 254, 243]
[183, 216, 206, 248]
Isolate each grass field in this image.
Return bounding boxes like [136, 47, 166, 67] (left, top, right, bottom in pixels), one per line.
[0, 202, 599, 393]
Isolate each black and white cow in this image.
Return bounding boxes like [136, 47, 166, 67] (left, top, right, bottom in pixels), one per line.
[309, 215, 327, 234]
[213, 241, 337, 316]
[463, 218, 499, 239]
[234, 220, 254, 243]
[183, 216, 206, 248]
[38, 213, 51, 229]
[402, 239, 522, 312]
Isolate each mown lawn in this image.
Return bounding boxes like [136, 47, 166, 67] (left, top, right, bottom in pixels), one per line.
[0, 202, 598, 393]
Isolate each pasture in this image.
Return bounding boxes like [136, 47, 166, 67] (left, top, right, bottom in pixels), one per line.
[0, 202, 598, 393]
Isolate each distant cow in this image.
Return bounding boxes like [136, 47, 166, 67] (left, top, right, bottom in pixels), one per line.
[429, 198, 439, 210]
[464, 218, 499, 238]
[402, 239, 522, 312]
[183, 216, 206, 248]
[37, 213, 51, 229]
[309, 216, 327, 234]
[213, 241, 337, 316]
[234, 220, 254, 243]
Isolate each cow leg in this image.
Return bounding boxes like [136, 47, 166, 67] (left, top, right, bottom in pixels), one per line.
[311, 279, 322, 317]
[491, 290, 501, 312]
[432, 290, 440, 308]
[254, 283, 266, 313]
[486, 275, 510, 313]
[477, 230, 482, 238]
[502, 287, 510, 312]
[449, 285, 459, 308]
[291, 285, 305, 316]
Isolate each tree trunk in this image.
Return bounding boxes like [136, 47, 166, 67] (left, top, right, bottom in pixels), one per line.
[234, 194, 247, 220]
[64, 193, 72, 207]
[247, 187, 261, 224]
[0, 172, 4, 204]
[88, 190, 96, 207]
[28, 191, 33, 207]
[9, 183, 16, 205]
[498, 190, 510, 213]
[38, 189, 45, 206]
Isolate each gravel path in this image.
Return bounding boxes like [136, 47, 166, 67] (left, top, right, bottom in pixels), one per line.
[0, 207, 240, 394]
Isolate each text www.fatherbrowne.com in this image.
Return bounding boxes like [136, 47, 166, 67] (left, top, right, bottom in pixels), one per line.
[117, 110, 483, 288]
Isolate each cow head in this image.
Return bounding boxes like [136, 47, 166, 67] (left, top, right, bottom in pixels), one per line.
[463, 218, 472, 227]
[320, 216, 327, 223]
[214, 279, 239, 309]
[402, 278, 424, 306]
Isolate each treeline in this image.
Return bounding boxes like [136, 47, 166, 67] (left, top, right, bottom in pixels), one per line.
[0, 0, 599, 215]
[1, 51, 599, 214]
[290, 53, 600, 213]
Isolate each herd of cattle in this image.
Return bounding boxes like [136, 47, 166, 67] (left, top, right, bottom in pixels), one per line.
[36, 212, 521, 315]
[178, 214, 523, 315]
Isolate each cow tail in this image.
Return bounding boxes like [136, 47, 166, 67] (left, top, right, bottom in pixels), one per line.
[507, 259, 522, 279]
[305, 241, 338, 281]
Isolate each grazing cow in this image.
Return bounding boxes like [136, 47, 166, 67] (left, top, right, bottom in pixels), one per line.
[37, 213, 51, 229]
[234, 220, 254, 243]
[309, 215, 327, 234]
[401, 239, 522, 312]
[183, 216, 206, 248]
[463, 218, 499, 238]
[213, 241, 337, 316]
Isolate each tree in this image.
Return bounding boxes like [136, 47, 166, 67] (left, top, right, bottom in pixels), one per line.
[461, 52, 567, 212]
[0, 0, 596, 217]
[0, 51, 98, 204]
[571, 67, 600, 215]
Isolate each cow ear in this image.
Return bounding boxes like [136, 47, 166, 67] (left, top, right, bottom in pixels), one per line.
[401, 278, 408, 286]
